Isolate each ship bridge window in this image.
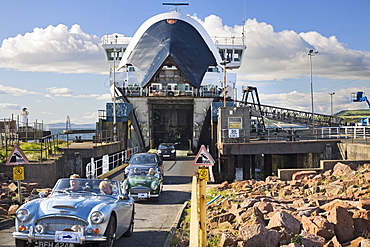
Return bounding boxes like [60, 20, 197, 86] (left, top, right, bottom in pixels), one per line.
[107, 48, 123, 60]
[185, 85, 192, 91]
[219, 49, 225, 60]
[226, 49, 233, 62]
[233, 49, 243, 62]
[207, 67, 219, 72]
[168, 84, 178, 91]
[151, 84, 161, 92]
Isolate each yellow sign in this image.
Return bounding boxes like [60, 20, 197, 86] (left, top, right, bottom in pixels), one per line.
[13, 165, 24, 180]
[229, 122, 241, 129]
[198, 167, 209, 181]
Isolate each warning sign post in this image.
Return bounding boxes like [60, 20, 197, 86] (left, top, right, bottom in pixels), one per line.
[192, 145, 215, 166]
[6, 145, 28, 203]
[6, 145, 29, 166]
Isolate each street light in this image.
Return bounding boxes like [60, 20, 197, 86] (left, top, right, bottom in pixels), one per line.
[308, 49, 318, 127]
[329, 92, 335, 115]
[112, 35, 118, 142]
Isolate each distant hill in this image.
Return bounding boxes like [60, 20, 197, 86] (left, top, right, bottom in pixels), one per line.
[335, 109, 370, 124]
[48, 123, 96, 129]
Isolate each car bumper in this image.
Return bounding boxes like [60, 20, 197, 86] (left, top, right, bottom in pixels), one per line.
[13, 232, 106, 244]
[159, 154, 176, 159]
[129, 186, 158, 199]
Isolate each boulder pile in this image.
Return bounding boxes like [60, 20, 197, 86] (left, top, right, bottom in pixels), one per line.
[0, 172, 47, 220]
[176, 162, 370, 247]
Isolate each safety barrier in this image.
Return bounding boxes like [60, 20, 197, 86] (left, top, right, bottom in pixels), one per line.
[86, 146, 138, 179]
[321, 126, 370, 140]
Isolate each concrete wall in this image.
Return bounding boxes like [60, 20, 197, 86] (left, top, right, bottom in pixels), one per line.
[338, 143, 370, 160]
[0, 155, 75, 187]
[277, 143, 370, 181]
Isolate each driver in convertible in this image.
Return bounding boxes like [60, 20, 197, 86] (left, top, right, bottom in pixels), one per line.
[65, 174, 82, 192]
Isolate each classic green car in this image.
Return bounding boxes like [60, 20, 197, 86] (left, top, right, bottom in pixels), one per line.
[123, 166, 163, 201]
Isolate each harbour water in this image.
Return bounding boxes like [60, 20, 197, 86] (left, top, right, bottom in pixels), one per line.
[50, 128, 95, 142]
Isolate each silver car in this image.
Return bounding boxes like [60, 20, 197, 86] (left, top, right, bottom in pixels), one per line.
[12, 178, 134, 247]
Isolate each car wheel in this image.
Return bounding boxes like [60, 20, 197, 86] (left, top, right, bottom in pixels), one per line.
[99, 215, 116, 247]
[15, 239, 30, 247]
[123, 210, 134, 237]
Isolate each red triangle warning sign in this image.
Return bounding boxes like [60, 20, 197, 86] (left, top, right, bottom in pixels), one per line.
[6, 145, 29, 166]
[193, 145, 215, 166]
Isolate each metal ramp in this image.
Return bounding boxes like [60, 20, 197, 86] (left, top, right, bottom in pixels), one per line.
[241, 86, 343, 127]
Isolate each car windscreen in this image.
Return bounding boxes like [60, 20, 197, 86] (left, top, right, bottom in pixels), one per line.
[130, 154, 157, 164]
[127, 168, 159, 177]
[159, 144, 174, 149]
[52, 178, 121, 196]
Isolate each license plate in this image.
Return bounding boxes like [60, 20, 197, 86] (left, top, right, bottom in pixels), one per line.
[163, 155, 170, 157]
[138, 193, 148, 198]
[55, 231, 82, 243]
[39, 242, 74, 247]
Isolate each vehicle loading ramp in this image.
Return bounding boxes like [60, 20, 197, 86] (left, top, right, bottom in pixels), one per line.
[241, 86, 343, 127]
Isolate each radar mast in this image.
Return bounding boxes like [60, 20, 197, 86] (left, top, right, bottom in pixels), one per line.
[162, 2, 189, 12]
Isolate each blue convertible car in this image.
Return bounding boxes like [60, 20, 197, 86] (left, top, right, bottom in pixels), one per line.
[12, 178, 135, 247]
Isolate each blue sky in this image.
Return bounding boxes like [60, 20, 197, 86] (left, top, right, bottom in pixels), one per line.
[0, 0, 369, 125]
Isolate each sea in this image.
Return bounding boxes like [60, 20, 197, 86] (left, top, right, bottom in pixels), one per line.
[49, 128, 95, 142]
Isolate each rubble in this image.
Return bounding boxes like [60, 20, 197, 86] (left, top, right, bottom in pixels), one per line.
[0, 172, 45, 221]
[175, 162, 370, 247]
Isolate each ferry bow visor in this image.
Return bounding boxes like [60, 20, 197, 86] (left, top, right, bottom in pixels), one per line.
[127, 19, 217, 88]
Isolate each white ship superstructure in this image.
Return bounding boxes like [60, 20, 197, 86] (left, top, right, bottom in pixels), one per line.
[101, 7, 246, 150]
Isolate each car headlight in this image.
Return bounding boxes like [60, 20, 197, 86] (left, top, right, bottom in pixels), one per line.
[16, 209, 30, 222]
[151, 182, 158, 190]
[91, 211, 104, 224]
[171, 150, 175, 153]
[158, 150, 162, 154]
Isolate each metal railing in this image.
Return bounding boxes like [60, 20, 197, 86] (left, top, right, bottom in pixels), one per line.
[117, 86, 222, 98]
[5, 134, 63, 162]
[320, 126, 370, 141]
[86, 146, 139, 179]
[219, 126, 370, 143]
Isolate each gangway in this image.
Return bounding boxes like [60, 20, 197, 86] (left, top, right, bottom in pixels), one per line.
[241, 86, 343, 127]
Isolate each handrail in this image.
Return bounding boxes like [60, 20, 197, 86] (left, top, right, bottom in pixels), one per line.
[86, 146, 139, 179]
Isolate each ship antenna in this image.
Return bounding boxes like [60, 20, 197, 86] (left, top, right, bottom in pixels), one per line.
[242, 0, 247, 45]
[162, 3, 189, 12]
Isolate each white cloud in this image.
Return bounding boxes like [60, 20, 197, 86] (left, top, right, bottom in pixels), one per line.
[0, 103, 20, 110]
[45, 87, 111, 100]
[0, 24, 107, 74]
[195, 15, 370, 82]
[46, 87, 76, 97]
[82, 112, 98, 120]
[259, 87, 369, 115]
[0, 84, 40, 96]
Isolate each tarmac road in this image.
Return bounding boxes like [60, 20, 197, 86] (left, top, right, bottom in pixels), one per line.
[0, 155, 198, 247]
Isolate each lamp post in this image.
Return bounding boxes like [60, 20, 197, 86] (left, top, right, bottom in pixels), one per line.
[308, 49, 318, 128]
[112, 35, 118, 142]
[329, 92, 335, 115]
